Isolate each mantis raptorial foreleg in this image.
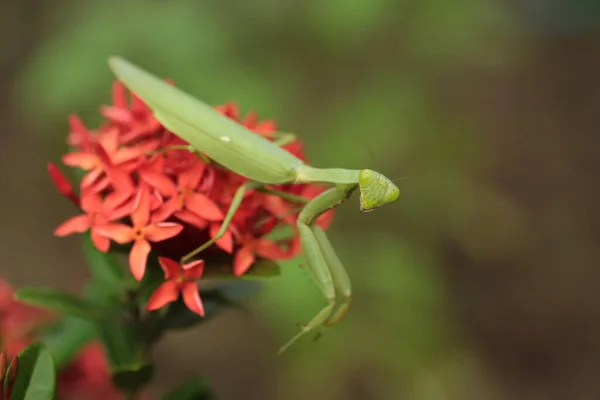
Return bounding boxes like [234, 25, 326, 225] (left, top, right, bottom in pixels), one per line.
[311, 225, 351, 326]
[277, 185, 356, 354]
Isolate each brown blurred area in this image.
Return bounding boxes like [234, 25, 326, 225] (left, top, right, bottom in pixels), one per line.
[1, 1, 600, 399]
[442, 37, 600, 399]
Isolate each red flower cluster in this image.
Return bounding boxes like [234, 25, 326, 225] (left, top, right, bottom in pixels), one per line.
[49, 81, 333, 315]
[0, 280, 123, 400]
[56, 343, 125, 400]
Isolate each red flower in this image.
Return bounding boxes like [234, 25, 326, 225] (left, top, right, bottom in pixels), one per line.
[146, 257, 205, 316]
[56, 343, 126, 400]
[54, 190, 132, 252]
[150, 161, 224, 230]
[0, 280, 53, 356]
[62, 123, 138, 194]
[100, 81, 162, 144]
[233, 230, 291, 276]
[0, 280, 125, 400]
[95, 185, 183, 280]
[47, 163, 79, 207]
[215, 101, 277, 136]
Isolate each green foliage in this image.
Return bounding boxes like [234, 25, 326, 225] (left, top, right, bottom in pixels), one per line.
[14, 287, 117, 322]
[162, 378, 214, 400]
[40, 316, 96, 368]
[112, 364, 154, 396]
[8, 343, 56, 400]
[81, 233, 131, 294]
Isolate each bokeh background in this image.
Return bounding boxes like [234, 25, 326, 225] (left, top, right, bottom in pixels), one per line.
[2, 0, 600, 399]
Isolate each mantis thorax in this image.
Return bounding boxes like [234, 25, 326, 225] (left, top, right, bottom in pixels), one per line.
[358, 169, 400, 212]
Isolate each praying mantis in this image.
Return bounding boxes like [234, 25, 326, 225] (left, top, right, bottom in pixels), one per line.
[107, 57, 400, 354]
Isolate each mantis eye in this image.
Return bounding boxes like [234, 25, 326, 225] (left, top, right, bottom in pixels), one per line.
[358, 169, 374, 186]
[384, 186, 400, 204]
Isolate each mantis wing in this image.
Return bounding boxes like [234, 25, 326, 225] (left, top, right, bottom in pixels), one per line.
[108, 56, 303, 183]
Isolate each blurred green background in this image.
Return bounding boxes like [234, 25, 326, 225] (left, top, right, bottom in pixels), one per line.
[2, 0, 600, 399]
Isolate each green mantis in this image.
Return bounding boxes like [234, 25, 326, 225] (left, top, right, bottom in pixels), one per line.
[108, 57, 400, 354]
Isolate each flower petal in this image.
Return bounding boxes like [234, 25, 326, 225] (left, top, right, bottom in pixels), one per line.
[243, 111, 257, 129]
[98, 127, 120, 153]
[255, 239, 289, 260]
[94, 223, 133, 244]
[139, 169, 177, 196]
[68, 114, 92, 151]
[158, 257, 181, 279]
[103, 190, 132, 212]
[112, 146, 143, 165]
[149, 189, 164, 212]
[210, 223, 233, 253]
[47, 163, 78, 205]
[173, 210, 208, 230]
[184, 193, 224, 221]
[105, 166, 135, 194]
[109, 197, 136, 221]
[178, 162, 205, 190]
[62, 152, 97, 170]
[254, 120, 277, 134]
[181, 282, 204, 316]
[54, 215, 90, 236]
[151, 197, 179, 223]
[316, 209, 335, 230]
[182, 260, 204, 280]
[80, 191, 102, 213]
[100, 106, 132, 125]
[129, 239, 151, 281]
[90, 228, 110, 252]
[89, 176, 112, 195]
[198, 167, 214, 193]
[144, 222, 183, 242]
[80, 168, 104, 189]
[131, 185, 150, 227]
[146, 280, 180, 311]
[286, 235, 302, 259]
[112, 81, 128, 108]
[233, 246, 255, 277]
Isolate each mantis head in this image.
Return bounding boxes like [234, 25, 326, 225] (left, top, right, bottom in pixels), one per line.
[358, 169, 400, 212]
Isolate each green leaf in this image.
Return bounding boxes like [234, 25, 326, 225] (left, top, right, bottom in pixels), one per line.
[8, 343, 56, 400]
[162, 378, 214, 400]
[112, 364, 154, 397]
[40, 317, 96, 368]
[97, 321, 143, 371]
[162, 281, 262, 330]
[15, 287, 116, 321]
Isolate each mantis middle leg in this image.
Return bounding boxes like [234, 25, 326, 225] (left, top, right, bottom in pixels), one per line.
[278, 184, 356, 354]
[181, 180, 264, 263]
